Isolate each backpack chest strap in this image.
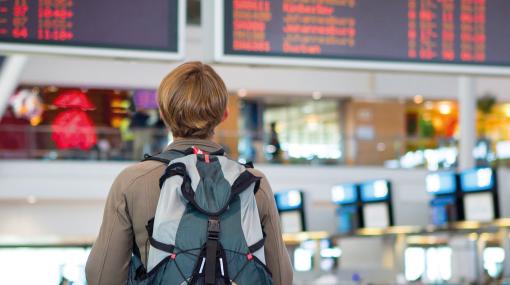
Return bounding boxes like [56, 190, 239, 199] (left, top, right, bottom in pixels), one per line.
[205, 216, 220, 285]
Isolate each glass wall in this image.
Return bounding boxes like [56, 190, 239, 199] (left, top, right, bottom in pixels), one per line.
[262, 100, 342, 163]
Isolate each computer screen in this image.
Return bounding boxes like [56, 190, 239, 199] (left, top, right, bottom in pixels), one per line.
[430, 196, 456, 226]
[280, 211, 303, 233]
[275, 190, 303, 211]
[336, 205, 358, 234]
[426, 172, 457, 195]
[464, 192, 495, 222]
[331, 184, 358, 204]
[362, 202, 390, 228]
[460, 168, 495, 192]
[360, 180, 390, 202]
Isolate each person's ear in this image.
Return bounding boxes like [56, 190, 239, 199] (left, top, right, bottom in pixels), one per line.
[221, 109, 229, 123]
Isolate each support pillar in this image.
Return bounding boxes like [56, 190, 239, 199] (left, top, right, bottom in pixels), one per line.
[457, 76, 477, 170]
[0, 55, 28, 118]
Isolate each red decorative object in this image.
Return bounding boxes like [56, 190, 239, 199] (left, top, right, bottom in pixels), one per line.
[51, 109, 97, 150]
[53, 90, 95, 110]
[51, 90, 97, 150]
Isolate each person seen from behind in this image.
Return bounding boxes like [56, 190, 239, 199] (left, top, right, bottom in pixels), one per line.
[85, 61, 293, 284]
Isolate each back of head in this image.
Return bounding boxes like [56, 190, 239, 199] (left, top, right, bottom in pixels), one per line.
[157, 61, 228, 139]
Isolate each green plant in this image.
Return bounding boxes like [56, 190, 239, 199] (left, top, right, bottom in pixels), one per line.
[477, 94, 497, 136]
[477, 94, 496, 115]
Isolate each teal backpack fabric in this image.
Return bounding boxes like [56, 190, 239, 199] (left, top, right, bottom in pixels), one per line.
[127, 149, 273, 285]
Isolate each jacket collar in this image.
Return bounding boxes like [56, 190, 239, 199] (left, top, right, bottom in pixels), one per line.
[165, 138, 224, 153]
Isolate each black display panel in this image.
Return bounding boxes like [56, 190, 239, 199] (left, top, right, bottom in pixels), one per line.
[1, 0, 183, 59]
[219, 0, 510, 73]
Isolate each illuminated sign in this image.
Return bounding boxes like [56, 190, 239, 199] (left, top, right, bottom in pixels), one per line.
[331, 183, 357, 205]
[275, 190, 303, 211]
[460, 168, 495, 192]
[426, 172, 457, 195]
[216, 0, 510, 74]
[360, 180, 390, 202]
[0, 0, 184, 60]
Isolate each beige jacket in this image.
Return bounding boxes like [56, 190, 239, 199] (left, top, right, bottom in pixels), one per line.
[86, 139, 293, 285]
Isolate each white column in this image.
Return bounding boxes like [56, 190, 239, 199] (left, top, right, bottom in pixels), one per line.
[457, 76, 477, 170]
[0, 55, 28, 118]
[201, 0, 216, 62]
[502, 228, 510, 279]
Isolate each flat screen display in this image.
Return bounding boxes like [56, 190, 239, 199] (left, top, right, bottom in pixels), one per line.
[219, 0, 510, 73]
[426, 172, 457, 195]
[360, 180, 390, 202]
[362, 202, 390, 228]
[460, 168, 495, 192]
[464, 192, 495, 222]
[0, 0, 183, 59]
[275, 190, 303, 211]
[280, 211, 303, 233]
[331, 183, 358, 204]
[337, 204, 358, 234]
[133, 90, 158, 110]
[430, 195, 456, 226]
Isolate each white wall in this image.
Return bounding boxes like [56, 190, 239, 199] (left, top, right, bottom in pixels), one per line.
[0, 161, 508, 244]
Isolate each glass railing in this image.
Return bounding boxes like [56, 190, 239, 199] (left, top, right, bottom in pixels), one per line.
[1, 124, 509, 169]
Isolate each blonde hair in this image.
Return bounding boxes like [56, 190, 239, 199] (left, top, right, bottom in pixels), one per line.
[157, 62, 228, 139]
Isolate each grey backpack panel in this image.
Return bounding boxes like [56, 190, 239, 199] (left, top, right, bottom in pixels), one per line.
[129, 150, 273, 285]
[194, 159, 232, 213]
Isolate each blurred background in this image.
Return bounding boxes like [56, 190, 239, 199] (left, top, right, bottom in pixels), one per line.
[0, 0, 510, 284]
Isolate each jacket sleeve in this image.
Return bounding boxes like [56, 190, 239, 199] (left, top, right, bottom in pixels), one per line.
[252, 170, 294, 285]
[86, 171, 134, 285]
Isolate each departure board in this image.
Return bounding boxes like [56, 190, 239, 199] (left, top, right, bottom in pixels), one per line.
[217, 0, 510, 73]
[0, 0, 184, 60]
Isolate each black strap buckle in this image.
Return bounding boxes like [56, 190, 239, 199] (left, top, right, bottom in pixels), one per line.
[207, 218, 220, 240]
[205, 217, 221, 284]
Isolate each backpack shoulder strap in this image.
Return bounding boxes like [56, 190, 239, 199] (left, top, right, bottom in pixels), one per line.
[142, 149, 188, 164]
[143, 147, 226, 164]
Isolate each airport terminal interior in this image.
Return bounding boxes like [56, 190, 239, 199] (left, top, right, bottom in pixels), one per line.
[1, 0, 510, 284]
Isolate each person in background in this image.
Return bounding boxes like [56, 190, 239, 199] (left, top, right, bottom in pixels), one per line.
[85, 62, 293, 285]
[129, 108, 150, 160]
[96, 133, 111, 160]
[267, 121, 282, 162]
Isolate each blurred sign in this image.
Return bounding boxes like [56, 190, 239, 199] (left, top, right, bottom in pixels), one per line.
[360, 180, 390, 202]
[275, 190, 303, 211]
[426, 172, 457, 195]
[133, 90, 158, 110]
[331, 183, 358, 205]
[460, 168, 495, 192]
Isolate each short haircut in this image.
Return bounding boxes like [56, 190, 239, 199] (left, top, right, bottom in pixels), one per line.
[157, 62, 228, 139]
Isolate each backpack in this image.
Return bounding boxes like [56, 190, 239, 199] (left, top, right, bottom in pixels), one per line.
[127, 147, 274, 285]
